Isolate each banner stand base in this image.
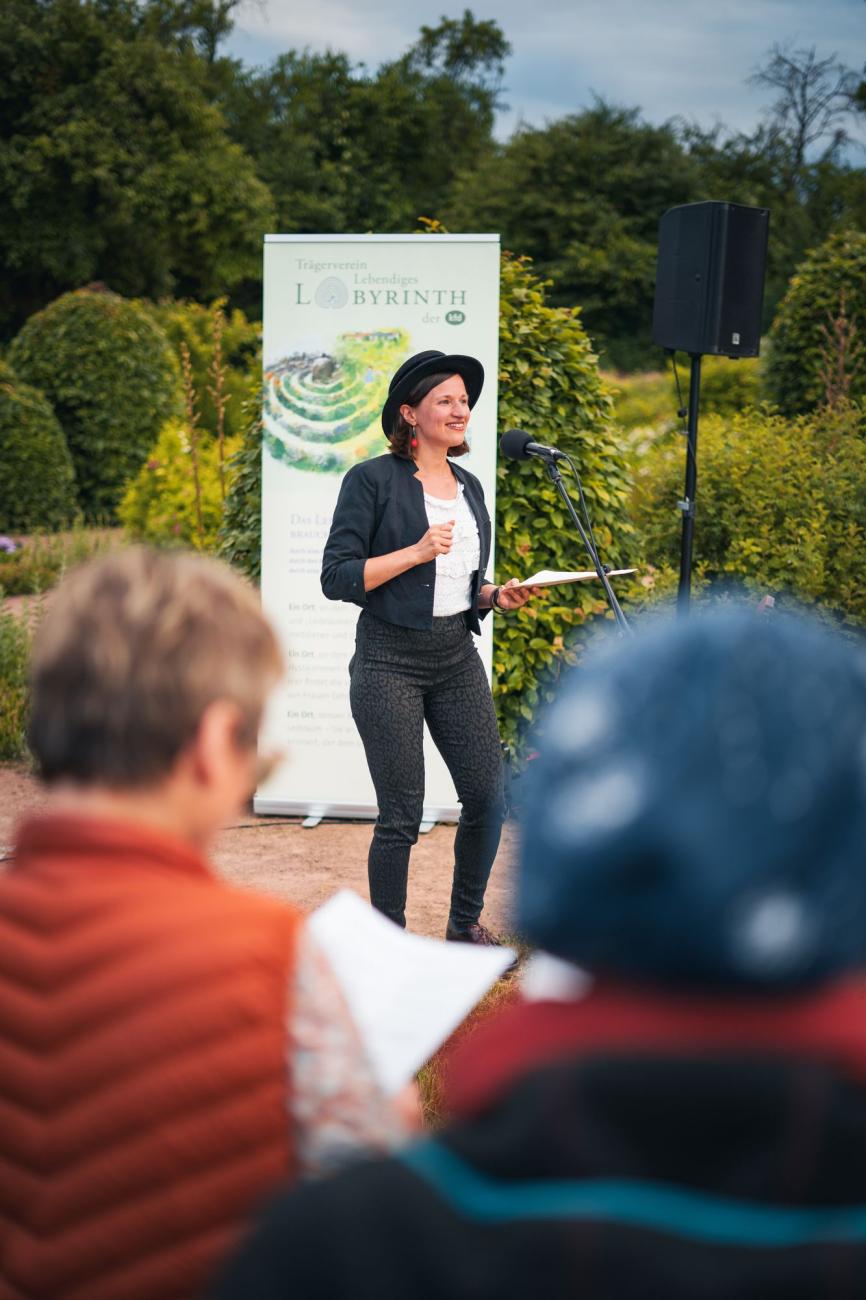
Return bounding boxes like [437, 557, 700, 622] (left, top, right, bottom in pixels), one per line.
[253, 797, 459, 825]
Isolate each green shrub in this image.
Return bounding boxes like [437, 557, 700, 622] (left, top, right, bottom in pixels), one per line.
[607, 369, 675, 434]
[119, 420, 241, 551]
[698, 354, 762, 417]
[765, 229, 866, 416]
[0, 529, 120, 596]
[8, 288, 180, 520]
[609, 355, 763, 435]
[630, 401, 866, 624]
[218, 403, 264, 582]
[0, 361, 78, 532]
[145, 298, 261, 439]
[494, 253, 635, 752]
[0, 603, 30, 761]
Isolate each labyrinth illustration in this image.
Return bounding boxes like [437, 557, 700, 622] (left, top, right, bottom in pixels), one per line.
[263, 329, 409, 473]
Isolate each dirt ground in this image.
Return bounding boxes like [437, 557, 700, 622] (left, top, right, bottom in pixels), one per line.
[0, 765, 515, 939]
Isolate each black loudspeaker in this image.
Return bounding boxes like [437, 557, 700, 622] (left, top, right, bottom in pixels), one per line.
[652, 201, 770, 358]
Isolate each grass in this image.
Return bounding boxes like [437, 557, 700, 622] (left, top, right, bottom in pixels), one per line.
[0, 600, 31, 761]
[417, 951, 526, 1127]
[0, 527, 125, 761]
[0, 527, 123, 597]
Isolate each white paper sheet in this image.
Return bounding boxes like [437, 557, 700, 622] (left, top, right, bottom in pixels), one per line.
[520, 951, 592, 1002]
[309, 890, 515, 1094]
[516, 568, 636, 589]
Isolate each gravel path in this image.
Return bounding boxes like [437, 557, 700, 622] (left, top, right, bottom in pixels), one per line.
[0, 766, 515, 939]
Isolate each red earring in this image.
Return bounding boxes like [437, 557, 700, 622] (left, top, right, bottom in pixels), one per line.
[410, 427, 418, 449]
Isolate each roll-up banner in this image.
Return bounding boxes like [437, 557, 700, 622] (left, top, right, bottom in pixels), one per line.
[255, 234, 501, 821]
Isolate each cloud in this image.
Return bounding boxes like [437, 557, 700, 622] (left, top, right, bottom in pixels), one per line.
[226, 0, 865, 139]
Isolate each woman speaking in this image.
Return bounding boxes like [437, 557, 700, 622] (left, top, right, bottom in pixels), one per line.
[321, 350, 536, 945]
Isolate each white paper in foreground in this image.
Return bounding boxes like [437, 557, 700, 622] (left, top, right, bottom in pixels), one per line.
[309, 890, 515, 1095]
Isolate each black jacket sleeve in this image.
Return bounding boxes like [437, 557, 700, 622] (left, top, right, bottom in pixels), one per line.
[320, 465, 376, 607]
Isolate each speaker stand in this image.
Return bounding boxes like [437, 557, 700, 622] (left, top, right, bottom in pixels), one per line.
[677, 353, 702, 614]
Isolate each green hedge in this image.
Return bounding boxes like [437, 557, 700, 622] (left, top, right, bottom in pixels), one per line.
[218, 402, 263, 582]
[492, 253, 634, 752]
[765, 229, 866, 417]
[630, 401, 866, 624]
[0, 361, 78, 532]
[8, 288, 180, 519]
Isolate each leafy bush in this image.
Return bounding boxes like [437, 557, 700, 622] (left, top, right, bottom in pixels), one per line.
[0, 361, 78, 531]
[145, 299, 261, 439]
[493, 253, 635, 752]
[0, 603, 30, 761]
[119, 420, 241, 551]
[765, 229, 866, 416]
[699, 355, 762, 417]
[607, 369, 676, 434]
[0, 529, 119, 596]
[8, 288, 180, 519]
[218, 403, 264, 582]
[609, 355, 763, 434]
[630, 401, 866, 624]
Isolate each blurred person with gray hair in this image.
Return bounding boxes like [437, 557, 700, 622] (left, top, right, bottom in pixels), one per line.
[0, 548, 406, 1300]
[217, 607, 866, 1300]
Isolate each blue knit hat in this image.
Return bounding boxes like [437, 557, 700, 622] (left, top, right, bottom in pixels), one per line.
[517, 609, 866, 990]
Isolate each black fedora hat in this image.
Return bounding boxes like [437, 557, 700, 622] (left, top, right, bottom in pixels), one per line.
[380, 350, 484, 436]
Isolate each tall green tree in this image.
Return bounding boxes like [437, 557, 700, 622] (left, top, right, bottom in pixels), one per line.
[0, 0, 273, 338]
[444, 101, 700, 368]
[218, 11, 509, 237]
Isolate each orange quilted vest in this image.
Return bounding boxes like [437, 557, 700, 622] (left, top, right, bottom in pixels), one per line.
[0, 813, 302, 1300]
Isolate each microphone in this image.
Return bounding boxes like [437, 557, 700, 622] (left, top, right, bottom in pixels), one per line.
[499, 428, 567, 462]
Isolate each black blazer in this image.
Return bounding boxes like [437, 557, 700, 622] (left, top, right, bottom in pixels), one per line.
[320, 453, 493, 633]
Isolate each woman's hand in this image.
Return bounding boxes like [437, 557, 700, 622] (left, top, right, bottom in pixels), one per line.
[412, 521, 455, 565]
[495, 578, 541, 611]
[363, 523, 454, 592]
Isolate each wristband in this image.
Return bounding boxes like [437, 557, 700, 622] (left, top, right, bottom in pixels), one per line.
[491, 586, 504, 611]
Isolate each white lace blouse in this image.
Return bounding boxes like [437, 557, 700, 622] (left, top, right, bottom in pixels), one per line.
[423, 481, 481, 617]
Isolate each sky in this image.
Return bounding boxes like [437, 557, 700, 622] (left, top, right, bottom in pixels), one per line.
[225, 0, 864, 144]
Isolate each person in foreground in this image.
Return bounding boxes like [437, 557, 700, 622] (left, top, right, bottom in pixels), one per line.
[216, 607, 866, 1300]
[0, 549, 406, 1300]
[321, 350, 537, 944]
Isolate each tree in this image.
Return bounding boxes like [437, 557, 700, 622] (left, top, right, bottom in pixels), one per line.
[405, 10, 510, 94]
[445, 102, 700, 368]
[0, 0, 273, 338]
[749, 44, 859, 180]
[140, 0, 246, 65]
[218, 12, 508, 238]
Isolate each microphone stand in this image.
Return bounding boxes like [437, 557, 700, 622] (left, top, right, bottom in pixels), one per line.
[543, 457, 632, 637]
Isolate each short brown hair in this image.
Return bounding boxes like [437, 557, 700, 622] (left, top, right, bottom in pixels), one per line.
[29, 547, 283, 787]
[387, 372, 470, 458]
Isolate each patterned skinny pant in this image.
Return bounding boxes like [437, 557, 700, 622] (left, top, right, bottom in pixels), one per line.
[349, 610, 506, 931]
